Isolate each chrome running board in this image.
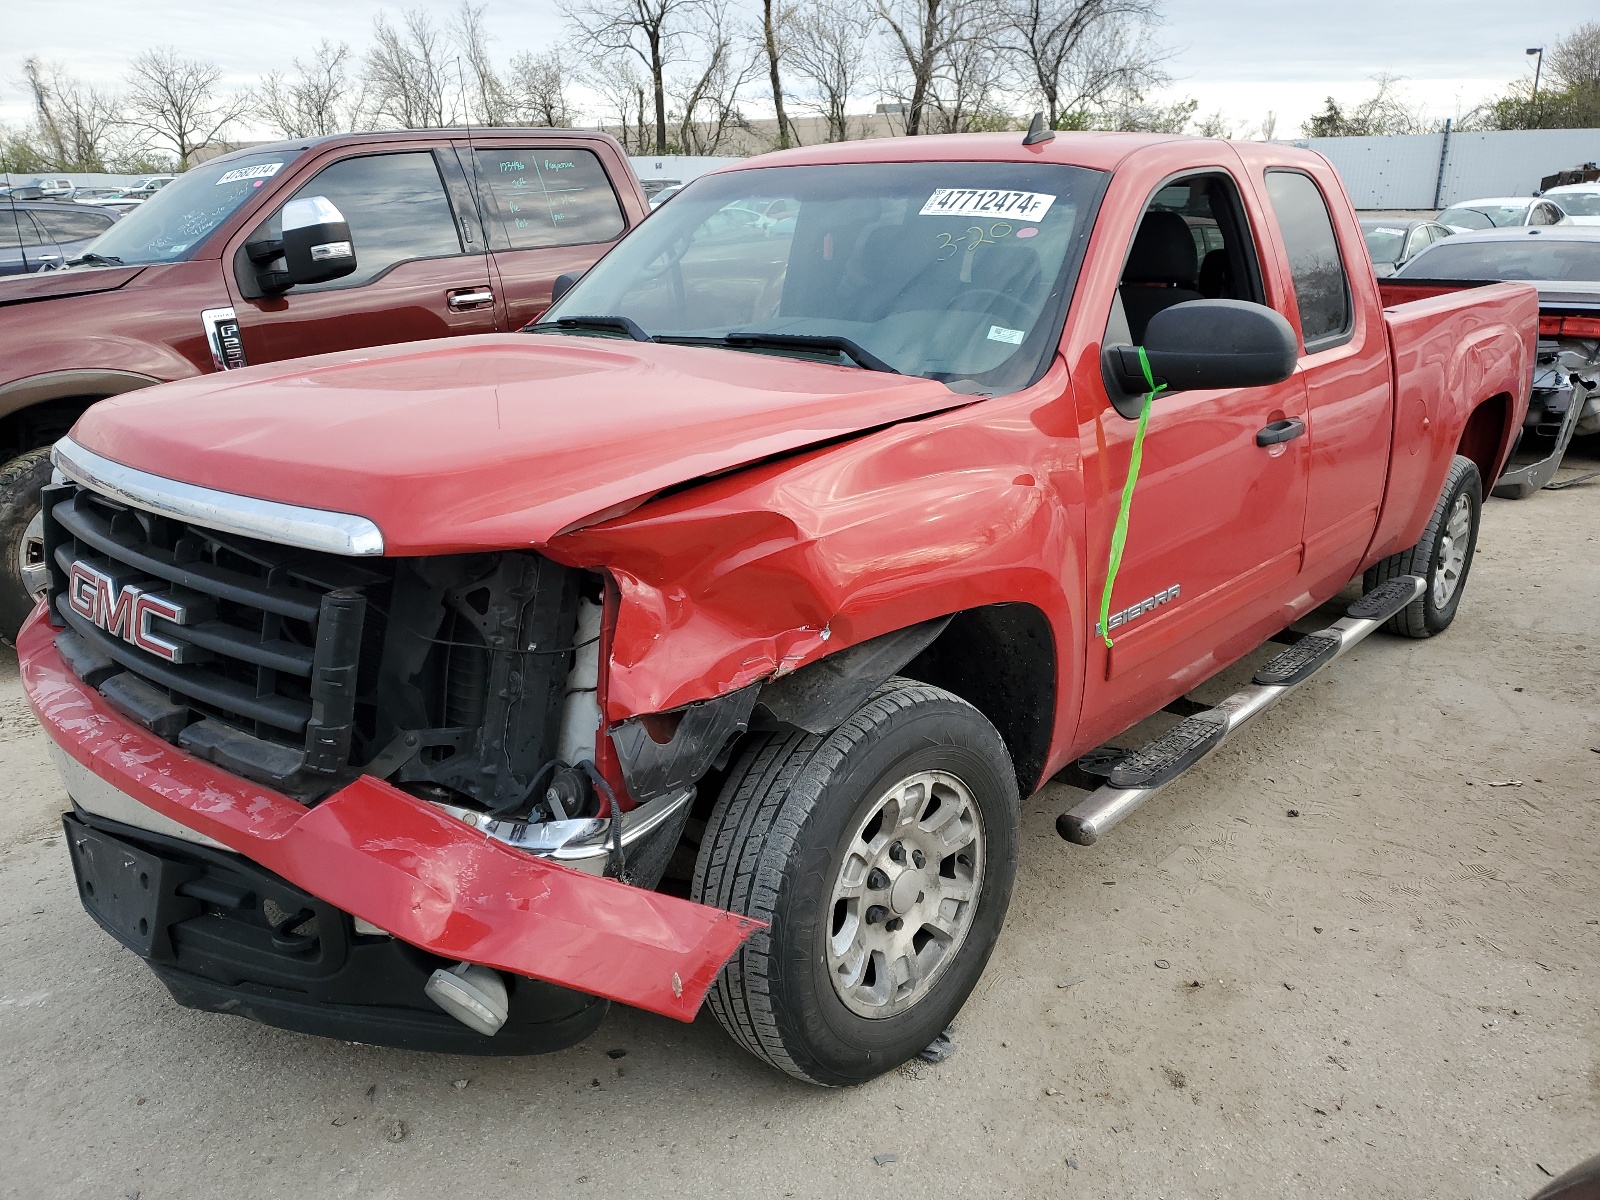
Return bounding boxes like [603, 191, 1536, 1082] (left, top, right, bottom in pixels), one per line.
[1056, 575, 1425, 846]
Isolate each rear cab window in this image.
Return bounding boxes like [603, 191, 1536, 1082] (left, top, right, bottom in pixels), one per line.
[473, 148, 626, 250]
[1264, 170, 1352, 351]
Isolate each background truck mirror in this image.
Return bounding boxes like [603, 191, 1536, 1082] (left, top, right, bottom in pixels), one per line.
[281, 196, 357, 288]
[1103, 299, 1298, 403]
[550, 271, 582, 305]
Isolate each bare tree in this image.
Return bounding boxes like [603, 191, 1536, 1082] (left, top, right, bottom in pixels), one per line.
[22, 58, 128, 171]
[1004, 0, 1168, 130]
[1547, 21, 1600, 91]
[926, 28, 1010, 132]
[562, 0, 703, 154]
[124, 47, 252, 168]
[585, 55, 653, 152]
[454, 2, 517, 123]
[364, 9, 458, 129]
[507, 50, 580, 126]
[670, 6, 759, 153]
[1259, 110, 1277, 141]
[257, 41, 365, 138]
[874, 0, 972, 136]
[786, 0, 875, 141]
[1303, 74, 1436, 137]
[760, 0, 794, 148]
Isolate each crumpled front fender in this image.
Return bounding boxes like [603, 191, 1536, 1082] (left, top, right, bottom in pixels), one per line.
[18, 613, 759, 1022]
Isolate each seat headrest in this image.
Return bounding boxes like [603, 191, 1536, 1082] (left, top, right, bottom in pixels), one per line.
[1124, 210, 1198, 288]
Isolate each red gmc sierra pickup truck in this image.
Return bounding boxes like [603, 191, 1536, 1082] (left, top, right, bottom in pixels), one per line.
[0, 128, 645, 633]
[21, 130, 1535, 1086]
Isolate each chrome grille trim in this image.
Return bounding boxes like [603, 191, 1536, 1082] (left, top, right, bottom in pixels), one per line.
[53, 437, 385, 557]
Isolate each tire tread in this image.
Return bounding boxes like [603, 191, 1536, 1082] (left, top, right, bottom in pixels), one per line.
[692, 678, 995, 1084]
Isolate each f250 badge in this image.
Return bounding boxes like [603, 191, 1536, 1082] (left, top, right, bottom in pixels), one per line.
[201, 307, 247, 371]
[67, 562, 189, 663]
[1096, 584, 1181, 637]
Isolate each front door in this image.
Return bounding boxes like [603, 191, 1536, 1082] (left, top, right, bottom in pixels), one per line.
[227, 148, 498, 365]
[1074, 167, 1311, 746]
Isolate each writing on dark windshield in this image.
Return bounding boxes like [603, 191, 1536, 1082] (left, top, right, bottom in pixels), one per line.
[478, 148, 624, 249]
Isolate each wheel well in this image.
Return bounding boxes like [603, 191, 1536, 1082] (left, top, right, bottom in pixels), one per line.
[1457, 393, 1510, 486]
[0, 396, 99, 461]
[901, 603, 1056, 795]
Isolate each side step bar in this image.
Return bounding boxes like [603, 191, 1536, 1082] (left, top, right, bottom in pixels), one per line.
[1056, 574, 1425, 846]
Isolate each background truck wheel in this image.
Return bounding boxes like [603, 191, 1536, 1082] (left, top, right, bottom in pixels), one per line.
[692, 678, 1019, 1086]
[0, 447, 54, 640]
[1364, 454, 1482, 638]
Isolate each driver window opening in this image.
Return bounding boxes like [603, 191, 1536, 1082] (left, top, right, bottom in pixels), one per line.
[1108, 173, 1265, 346]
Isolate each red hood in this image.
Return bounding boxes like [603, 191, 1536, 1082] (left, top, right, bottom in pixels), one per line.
[70, 333, 972, 554]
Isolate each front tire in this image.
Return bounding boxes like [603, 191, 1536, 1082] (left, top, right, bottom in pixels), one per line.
[1364, 454, 1482, 638]
[0, 447, 54, 640]
[692, 678, 1019, 1086]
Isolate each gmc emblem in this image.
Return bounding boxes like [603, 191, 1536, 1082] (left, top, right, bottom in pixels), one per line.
[66, 561, 189, 663]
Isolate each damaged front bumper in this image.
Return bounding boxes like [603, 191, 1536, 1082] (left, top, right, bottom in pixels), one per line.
[19, 611, 760, 1039]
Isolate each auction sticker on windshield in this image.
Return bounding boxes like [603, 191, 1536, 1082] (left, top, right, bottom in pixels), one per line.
[920, 188, 1056, 222]
[215, 163, 283, 186]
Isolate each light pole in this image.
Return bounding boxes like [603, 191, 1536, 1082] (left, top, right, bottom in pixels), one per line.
[1526, 46, 1545, 102]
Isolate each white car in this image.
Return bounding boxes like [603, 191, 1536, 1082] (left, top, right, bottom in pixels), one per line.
[1543, 183, 1600, 227]
[1436, 196, 1570, 232]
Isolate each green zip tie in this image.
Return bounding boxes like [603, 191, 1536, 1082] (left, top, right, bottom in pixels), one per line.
[1098, 346, 1166, 648]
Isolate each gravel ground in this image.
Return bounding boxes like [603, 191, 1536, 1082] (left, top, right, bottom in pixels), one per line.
[1, 453, 1596, 1200]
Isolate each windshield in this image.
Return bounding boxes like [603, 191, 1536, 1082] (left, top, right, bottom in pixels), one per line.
[1549, 191, 1600, 217]
[1362, 225, 1407, 263]
[78, 153, 295, 266]
[1438, 205, 1525, 230]
[1397, 238, 1600, 282]
[539, 161, 1107, 392]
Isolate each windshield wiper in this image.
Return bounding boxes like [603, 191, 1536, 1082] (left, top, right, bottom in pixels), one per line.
[721, 332, 899, 374]
[529, 315, 654, 342]
[65, 252, 123, 266]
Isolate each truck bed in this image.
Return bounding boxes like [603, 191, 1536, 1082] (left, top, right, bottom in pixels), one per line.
[1367, 279, 1538, 563]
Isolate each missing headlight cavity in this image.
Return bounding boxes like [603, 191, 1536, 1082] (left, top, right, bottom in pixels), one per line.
[360, 552, 600, 815]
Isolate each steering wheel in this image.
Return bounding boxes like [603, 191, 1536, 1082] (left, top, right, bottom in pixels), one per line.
[951, 288, 1034, 332]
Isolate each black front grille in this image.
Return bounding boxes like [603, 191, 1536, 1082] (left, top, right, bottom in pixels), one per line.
[43, 481, 393, 796]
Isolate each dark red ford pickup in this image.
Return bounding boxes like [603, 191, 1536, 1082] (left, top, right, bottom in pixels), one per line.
[0, 129, 645, 632]
[23, 130, 1535, 1086]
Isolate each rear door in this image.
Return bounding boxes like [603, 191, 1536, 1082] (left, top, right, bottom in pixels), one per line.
[462, 140, 632, 329]
[1253, 163, 1391, 590]
[30, 204, 117, 264]
[227, 146, 498, 364]
[6, 210, 63, 273]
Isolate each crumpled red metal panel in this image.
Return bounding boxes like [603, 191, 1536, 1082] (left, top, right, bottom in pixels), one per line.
[19, 613, 759, 1022]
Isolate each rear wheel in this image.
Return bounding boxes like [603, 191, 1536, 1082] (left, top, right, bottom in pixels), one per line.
[1364, 454, 1482, 638]
[692, 678, 1019, 1086]
[0, 447, 54, 640]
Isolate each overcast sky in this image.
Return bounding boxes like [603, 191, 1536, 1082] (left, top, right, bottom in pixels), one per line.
[1, 0, 1593, 139]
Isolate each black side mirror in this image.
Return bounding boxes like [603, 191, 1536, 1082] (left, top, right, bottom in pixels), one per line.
[281, 196, 356, 287]
[550, 271, 582, 304]
[1103, 299, 1297, 410]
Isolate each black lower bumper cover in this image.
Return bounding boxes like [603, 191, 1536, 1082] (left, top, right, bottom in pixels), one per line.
[63, 807, 608, 1055]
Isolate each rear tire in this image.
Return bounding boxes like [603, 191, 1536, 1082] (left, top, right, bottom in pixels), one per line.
[692, 678, 1019, 1086]
[1364, 454, 1481, 638]
[0, 447, 54, 640]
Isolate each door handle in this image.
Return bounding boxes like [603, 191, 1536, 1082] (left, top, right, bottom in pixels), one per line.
[447, 287, 495, 310]
[1256, 417, 1306, 447]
